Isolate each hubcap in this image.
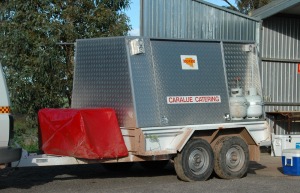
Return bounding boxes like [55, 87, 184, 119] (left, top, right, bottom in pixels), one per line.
[188, 147, 209, 175]
[225, 145, 245, 172]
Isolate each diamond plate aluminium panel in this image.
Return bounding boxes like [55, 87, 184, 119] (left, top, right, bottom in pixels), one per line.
[223, 43, 262, 97]
[126, 38, 161, 127]
[72, 37, 263, 128]
[72, 37, 164, 128]
[72, 37, 136, 127]
[150, 40, 230, 126]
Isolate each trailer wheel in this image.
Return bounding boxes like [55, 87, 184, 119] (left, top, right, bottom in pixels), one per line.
[174, 139, 214, 181]
[214, 136, 249, 179]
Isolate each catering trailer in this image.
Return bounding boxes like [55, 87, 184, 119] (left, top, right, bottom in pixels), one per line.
[6, 37, 270, 181]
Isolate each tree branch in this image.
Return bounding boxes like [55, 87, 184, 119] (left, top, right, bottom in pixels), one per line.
[223, 0, 239, 11]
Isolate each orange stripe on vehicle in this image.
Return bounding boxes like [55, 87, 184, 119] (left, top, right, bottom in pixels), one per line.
[0, 106, 10, 113]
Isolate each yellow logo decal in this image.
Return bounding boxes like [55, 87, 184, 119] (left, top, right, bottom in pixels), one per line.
[180, 55, 198, 70]
[183, 58, 195, 67]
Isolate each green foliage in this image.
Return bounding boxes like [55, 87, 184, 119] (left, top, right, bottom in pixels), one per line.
[223, 0, 271, 14]
[0, 0, 131, 125]
[13, 115, 39, 152]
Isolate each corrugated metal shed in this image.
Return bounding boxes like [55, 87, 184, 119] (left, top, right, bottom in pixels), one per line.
[141, 0, 260, 41]
[251, 0, 300, 19]
[252, 0, 300, 135]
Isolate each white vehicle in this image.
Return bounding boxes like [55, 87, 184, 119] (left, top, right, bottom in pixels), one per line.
[0, 63, 21, 166]
[8, 38, 271, 182]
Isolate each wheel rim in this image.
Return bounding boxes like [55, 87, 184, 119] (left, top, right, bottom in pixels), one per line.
[225, 145, 245, 172]
[188, 147, 210, 175]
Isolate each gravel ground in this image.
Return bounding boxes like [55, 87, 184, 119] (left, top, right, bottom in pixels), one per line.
[1, 153, 300, 193]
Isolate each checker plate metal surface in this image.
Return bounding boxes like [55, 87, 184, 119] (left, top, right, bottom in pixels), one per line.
[127, 38, 161, 127]
[72, 37, 262, 128]
[72, 38, 135, 127]
[150, 40, 229, 126]
[223, 43, 262, 96]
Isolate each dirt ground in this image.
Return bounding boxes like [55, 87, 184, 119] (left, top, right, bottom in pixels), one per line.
[249, 151, 300, 179]
[1, 150, 300, 193]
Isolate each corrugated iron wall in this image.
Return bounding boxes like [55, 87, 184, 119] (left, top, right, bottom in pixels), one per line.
[261, 16, 300, 61]
[261, 15, 300, 134]
[141, 0, 259, 41]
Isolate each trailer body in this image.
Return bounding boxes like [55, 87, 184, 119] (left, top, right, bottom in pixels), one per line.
[70, 37, 269, 154]
[72, 37, 263, 128]
[12, 37, 271, 181]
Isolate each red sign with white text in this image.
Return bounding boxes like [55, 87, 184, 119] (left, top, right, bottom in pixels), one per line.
[298, 63, 300, 74]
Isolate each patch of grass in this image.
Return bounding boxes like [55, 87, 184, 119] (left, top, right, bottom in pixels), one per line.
[13, 114, 39, 153]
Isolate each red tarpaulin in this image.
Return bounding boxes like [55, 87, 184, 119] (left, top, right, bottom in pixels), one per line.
[38, 108, 128, 159]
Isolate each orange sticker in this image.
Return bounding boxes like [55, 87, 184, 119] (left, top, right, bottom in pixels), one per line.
[183, 58, 196, 67]
[180, 55, 198, 70]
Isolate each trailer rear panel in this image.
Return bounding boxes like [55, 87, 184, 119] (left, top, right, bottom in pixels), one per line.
[72, 37, 261, 128]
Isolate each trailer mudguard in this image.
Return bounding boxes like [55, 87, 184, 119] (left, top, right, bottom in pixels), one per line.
[38, 108, 128, 159]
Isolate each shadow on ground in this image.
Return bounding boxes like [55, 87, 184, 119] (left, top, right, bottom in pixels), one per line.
[0, 163, 176, 190]
[277, 167, 283, 173]
[248, 161, 267, 174]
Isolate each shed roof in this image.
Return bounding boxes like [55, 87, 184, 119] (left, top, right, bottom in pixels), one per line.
[251, 0, 300, 19]
[197, 0, 259, 21]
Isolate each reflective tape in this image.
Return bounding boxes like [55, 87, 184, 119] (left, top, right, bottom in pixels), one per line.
[0, 106, 10, 113]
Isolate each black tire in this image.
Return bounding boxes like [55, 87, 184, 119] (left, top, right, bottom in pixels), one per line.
[174, 139, 214, 182]
[102, 162, 134, 172]
[214, 136, 249, 179]
[140, 160, 169, 170]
